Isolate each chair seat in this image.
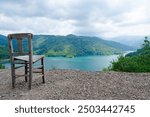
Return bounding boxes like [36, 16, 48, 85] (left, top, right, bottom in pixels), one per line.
[14, 55, 44, 63]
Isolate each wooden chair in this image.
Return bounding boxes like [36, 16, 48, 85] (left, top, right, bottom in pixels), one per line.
[8, 33, 45, 90]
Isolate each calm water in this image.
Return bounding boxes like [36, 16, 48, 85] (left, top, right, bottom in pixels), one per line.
[4, 55, 119, 71]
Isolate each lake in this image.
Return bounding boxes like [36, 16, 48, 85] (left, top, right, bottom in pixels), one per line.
[4, 55, 119, 71]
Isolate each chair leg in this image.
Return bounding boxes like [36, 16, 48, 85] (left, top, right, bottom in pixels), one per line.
[41, 58, 45, 83]
[11, 63, 15, 88]
[28, 63, 33, 90]
[25, 63, 28, 82]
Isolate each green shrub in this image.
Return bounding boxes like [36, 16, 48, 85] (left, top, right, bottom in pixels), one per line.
[111, 55, 150, 72]
[102, 65, 112, 72]
[110, 38, 150, 72]
[0, 64, 5, 69]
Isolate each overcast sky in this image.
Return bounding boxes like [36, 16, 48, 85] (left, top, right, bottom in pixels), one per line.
[0, 0, 150, 38]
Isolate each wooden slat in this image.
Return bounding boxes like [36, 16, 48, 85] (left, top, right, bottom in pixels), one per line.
[15, 65, 25, 69]
[15, 74, 29, 78]
[27, 69, 42, 73]
[17, 39, 23, 53]
[8, 33, 33, 39]
[34, 65, 43, 69]
[13, 52, 29, 56]
[14, 55, 44, 63]
[33, 71, 42, 73]
[13, 62, 29, 64]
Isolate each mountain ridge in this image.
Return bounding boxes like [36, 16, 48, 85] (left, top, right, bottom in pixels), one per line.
[0, 34, 134, 58]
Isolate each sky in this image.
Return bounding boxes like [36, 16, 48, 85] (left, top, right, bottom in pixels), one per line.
[0, 0, 150, 38]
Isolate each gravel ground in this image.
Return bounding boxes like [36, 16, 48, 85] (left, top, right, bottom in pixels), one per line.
[0, 69, 150, 100]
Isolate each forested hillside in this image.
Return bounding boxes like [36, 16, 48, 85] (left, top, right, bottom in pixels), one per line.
[0, 35, 9, 60]
[0, 34, 133, 58]
[32, 34, 133, 57]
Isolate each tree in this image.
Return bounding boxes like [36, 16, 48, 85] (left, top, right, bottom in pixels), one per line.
[142, 37, 150, 49]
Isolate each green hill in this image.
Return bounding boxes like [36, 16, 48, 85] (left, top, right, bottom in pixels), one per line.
[0, 46, 9, 60]
[0, 34, 8, 47]
[0, 34, 134, 58]
[32, 34, 133, 57]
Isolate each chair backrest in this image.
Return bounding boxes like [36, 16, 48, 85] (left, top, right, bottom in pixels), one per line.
[8, 33, 33, 57]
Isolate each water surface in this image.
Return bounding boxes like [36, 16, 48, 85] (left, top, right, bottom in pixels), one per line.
[4, 55, 119, 71]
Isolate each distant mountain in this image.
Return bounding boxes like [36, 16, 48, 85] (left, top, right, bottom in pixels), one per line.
[107, 36, 145, 49]
[32, 34, 134, 57]
[0, 34, 134, 58]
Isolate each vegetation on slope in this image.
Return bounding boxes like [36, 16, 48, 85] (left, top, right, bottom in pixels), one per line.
[0, 64, 5, 69]
[0, 46, 8, 69]
[0, 46, 9, 60]
[0, 34, 133, 59]
[110, 37, 150, 72]
[0, 35, 9, 60]
[33, 34, 133, 57]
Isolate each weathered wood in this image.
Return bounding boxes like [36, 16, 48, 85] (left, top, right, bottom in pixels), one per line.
[14, 55, 44, 63]
[41, 57, 45, 83]
[17, 39, 23, 53]
[8, 37, 15, 88]
[8, 33, 45, 90]
[34, 65, 43, 69]
[25, 62, 28, 82]
[28, 37, 33, 90]
[15, 65, 25, 69]
[15, 74, 29, 78]
[13, 62, 29, 64]
[13, 52, 29, 56]
[33, 71, 42, 73]
[8, 33, 33, 40]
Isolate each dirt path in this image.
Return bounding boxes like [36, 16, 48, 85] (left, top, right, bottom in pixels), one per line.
[0, 69, 150, 100]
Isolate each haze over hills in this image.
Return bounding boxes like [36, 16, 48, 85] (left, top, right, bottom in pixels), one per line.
[107, 36, 145, 49]
[0, 34, 134, 58]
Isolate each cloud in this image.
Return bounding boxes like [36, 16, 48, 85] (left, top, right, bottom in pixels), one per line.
[0, 0, 150, 37]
